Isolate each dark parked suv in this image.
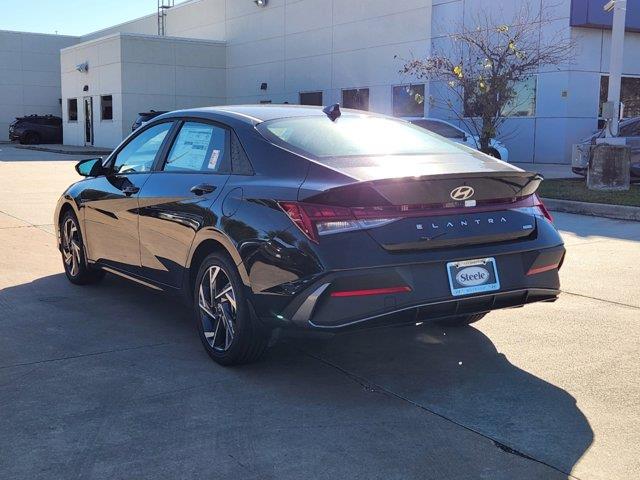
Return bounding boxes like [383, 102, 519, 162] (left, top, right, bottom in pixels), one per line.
[9, 115, 62, 144]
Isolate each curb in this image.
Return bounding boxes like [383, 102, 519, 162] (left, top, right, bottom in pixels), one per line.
[542, 198, 640, 222]
[15, 145, 112, 156]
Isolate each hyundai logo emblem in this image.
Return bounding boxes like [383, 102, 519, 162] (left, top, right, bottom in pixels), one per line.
[450, 186, 475, 201]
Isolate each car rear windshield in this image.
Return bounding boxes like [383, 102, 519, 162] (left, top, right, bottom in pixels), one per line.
[257, 115, 466, 158]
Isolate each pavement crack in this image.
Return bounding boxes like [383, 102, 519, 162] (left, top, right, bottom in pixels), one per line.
[0, 342, 173, 370]
[0, 209, 54, 235]
[300, 347, 582, 480]
[561, 290, 639, 310]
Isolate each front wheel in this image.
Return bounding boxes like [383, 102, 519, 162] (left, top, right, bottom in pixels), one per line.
[435, 313, 487, 327]
[60, 212, 104, 285]
[194, 252, 269, 366]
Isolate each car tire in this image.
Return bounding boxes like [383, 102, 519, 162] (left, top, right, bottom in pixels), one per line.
[60, 211, 105, 285]
[193, 252, 269, 366]
[435, 313, 487, 327]
[487, 148, 501, 159]
[24, 132, 41, 145]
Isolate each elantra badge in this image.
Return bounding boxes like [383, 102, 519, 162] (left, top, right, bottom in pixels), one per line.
[450, 186, 475, 201]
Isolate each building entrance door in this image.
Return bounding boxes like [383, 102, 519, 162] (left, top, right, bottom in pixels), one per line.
[83, 96, 93, 146]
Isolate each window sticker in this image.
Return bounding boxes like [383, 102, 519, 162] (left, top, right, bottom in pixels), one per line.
[208, 149, 221, 170]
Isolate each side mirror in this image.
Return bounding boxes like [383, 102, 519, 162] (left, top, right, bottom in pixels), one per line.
[75, 157, 105, 177]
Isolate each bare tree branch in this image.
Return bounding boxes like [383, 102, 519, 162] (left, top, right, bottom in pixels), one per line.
[400, 0, 576, 153]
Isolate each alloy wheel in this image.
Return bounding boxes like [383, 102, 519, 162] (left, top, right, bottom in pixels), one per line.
[198, 266, 237, 352]
[62, 218, 82, 277]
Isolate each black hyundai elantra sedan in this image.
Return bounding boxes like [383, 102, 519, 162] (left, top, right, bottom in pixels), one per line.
[55, 105, 565, 365]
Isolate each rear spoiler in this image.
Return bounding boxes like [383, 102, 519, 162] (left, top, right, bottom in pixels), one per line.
[301, 171, 543, 207]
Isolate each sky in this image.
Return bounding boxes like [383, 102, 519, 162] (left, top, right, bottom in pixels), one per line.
[0, 0, 187, 36]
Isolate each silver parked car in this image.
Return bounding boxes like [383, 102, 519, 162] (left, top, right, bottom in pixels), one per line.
[572, 117, 640, 179]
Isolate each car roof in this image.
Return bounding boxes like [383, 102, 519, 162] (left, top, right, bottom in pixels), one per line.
[159, 104, 388, 125]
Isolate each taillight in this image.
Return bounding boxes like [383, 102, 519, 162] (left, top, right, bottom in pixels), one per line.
[278, 202, 396, 242]
[510, 194, 553, 223]
[280, 194, 554, 243]
[534, 195, 554, 223]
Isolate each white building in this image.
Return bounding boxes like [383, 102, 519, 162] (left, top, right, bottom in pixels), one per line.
[0, 30, 78, 139]
[2, 0, 639, 164]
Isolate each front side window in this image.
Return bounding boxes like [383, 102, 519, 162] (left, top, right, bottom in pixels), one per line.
[112, 122, 172, 174]
[393, 84, 425, 117]
[342, 88, 369, 111]
[68, 99, 78, 122]
[259, 115, 464, 158]
[101, 95, 113, 120]
[164, 122, 227, 172]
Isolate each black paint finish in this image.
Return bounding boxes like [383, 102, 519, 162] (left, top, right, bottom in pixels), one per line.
[55, 105, 565, 332]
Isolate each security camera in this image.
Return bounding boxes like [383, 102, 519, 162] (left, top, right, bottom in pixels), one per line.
[603, 0, 616, 13]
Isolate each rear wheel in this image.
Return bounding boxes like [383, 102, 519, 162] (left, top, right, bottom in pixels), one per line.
[60, 212, 104, 285]
[194, 252, 269, 366]
[435, 313, 487, 327]
[23, 132, 41, 145]
[487, 148, 501, 159]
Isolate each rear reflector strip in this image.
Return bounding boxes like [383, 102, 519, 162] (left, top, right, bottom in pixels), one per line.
[527, 263, 559, 276]
[330, 286, 412, 297]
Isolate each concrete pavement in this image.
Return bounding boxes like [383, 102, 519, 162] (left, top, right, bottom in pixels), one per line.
[1, 146, 638, 479]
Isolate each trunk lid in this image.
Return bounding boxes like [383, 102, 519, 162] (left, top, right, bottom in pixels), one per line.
[298, 156, 544, 251]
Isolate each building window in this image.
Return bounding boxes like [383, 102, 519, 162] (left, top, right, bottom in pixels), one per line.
[300, 91, 323, 106]
[68, 99, 78, 122]
[393, 84, 425, 117]
[464, 76, 536, 117]
[599, 76, 640, 119]
[342, 88, 369, 111]
[101, 95, 113, 120]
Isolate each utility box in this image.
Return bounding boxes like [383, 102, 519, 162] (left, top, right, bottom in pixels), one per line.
[587, 144, 631, 191]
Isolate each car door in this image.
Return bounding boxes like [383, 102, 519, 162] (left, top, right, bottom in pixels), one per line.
[137, 120, 231, 287]
[81, 121, 174, 274]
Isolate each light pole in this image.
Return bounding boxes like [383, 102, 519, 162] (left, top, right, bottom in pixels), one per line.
[604, 0, 627, 138]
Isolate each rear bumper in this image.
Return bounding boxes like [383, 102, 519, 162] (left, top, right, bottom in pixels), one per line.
[272, 244, 564, 331]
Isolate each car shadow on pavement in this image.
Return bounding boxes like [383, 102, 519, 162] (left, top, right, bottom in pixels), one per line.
[0, 273, 593, 479]
[286, 325, 594, 477]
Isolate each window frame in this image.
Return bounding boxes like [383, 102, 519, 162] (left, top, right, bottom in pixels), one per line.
[392, 84, 426, 118]
[463, 75, 537, 118]
[100, 95, 113, 121]
[67, 98, 78, 123]
[155, 118, 233, 175]
[341, 87, 370, 111]
[104, 120, 178, 175]
[598, 74, 640, 120]
[299, 91, 323, 106]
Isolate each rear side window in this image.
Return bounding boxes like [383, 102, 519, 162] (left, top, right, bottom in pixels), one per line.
[258, 116, 464, 158]
[413, 120, 466, 139]
[164, 122, 227, 173]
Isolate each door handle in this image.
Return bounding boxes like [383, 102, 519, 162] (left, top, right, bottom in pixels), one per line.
[122, 186, 140, 196]
[190, 183, 217, 196]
